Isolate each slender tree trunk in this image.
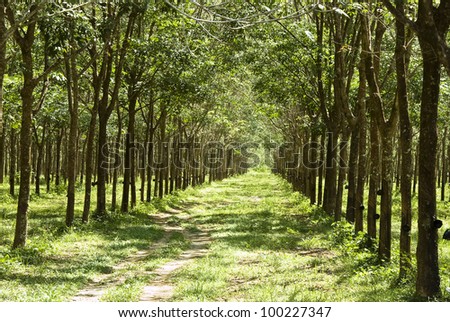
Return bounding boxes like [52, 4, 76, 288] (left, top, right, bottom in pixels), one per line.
[34, 126, 46, 196]
[379, 132, 395, 261]
[318, 132, 325, 206]
[395, 0, 413, 278]
[0, 130, 4, 184]
[45, 139, 51, 193]
[354, 60, 367, 233]
[140, 125, 148, 202]
[65, 37, 79, 227]
[9, 129, 16, 196]
[323, 131, 338, 216]
[121, 93, 137, 212]
[413, 144, 418, 194]
[96, 115, 108, 216]
[111, 106, 122, 212]
[346, 126, 359, 223]
[147, 129, 154, 203]
[441, 127, 447, 201]
[55, 129, 62, 187]
[80, 138, 86, 185]
[82, 108, 97, 223]
[158, 111, 167, 199]
[335, 130, 349, 220]
[309, 132, 318, 204]
[121, 131, 131, 212]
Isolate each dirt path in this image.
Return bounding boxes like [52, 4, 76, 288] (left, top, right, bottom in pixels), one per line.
[71, 211, 211, 302]
[140, 229, 211, 301]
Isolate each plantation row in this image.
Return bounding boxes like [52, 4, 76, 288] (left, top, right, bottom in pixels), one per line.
[1, 1, 450, 301]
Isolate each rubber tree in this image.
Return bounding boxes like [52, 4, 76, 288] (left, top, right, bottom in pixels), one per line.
[383, 0, 450, 298]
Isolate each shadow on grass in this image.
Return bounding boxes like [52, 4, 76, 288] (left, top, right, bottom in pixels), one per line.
[3, 272, 87, 285]
[193, 208, 333, 252]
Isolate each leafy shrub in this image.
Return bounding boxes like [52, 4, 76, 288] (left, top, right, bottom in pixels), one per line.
[330, 220, 376, 255]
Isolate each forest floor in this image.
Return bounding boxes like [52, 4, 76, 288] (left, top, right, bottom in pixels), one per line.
[1, 170, 450, 301]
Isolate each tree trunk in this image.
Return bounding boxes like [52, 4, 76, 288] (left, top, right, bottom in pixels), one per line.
[335, 130, 349, 220]
[354, 60, 367, 233]
[395, 0, 413, 278]
[9, 129, 16, 196]
[55, 129, 62, 187]
[379, 132, 395, 261]
[96, 115, 108, 216]
[318, 132, 325, 206]
[413, 144, 418, 195]
[34, 125, 46, 197]
[0, 130, 4, 184]
[82, 108, 97, 223]
[365, 77, 379, 239]
[45, 139, 51, 193]
[158, 109, 167, 199]
[415, 35, 441, 299]
[309, 132, 318, 204]
[111, 125, 121, 212]
[441, 127, 447, 201]
[10, 8, 39, 248]
[0, 0, 5, 185]
[346, 126, 359, 223]
[65, 39, 79, 227]
[323, 131, 338, 216]
[121, 92, 137, 212]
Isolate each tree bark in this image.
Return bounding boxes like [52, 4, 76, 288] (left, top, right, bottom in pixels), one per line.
[65, 32, 79, 226]
[346, 126, 359, 223]
[309, 132, 318, 204]
[354, 60, 367, 233]
[0, 0, 5, 185]
[82, 107, 97, 223]
[94, 5, 136, 217]
[45, 138, 52, 193]
[9, 129, 16, 196]
[323, 131, 338, 216]
[11, 13, 38, 248]
[111, 109, 122, 212]
[379, 132, 395, 261]
[415, 31, 441, 299]
[335, 130, 349, 220]
[55, 129, 62, 187]
[121, 92, 137, 212]
[395, 0, 413, 278]
[441, 127, 447, 201]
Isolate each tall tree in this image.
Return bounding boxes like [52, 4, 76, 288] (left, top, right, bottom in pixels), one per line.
[362, 8, 398, 261]
[394, 0, 413, 279]
[92, 3, 137, 217]
[7, 3, 44, 248]
[383, 0, 450, 298]
[0, 0, 6, 184]
[64, 18, 80, 227]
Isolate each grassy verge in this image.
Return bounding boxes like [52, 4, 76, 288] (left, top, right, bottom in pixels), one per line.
[170, 170, 450, 301]
[0, 181, 189, 301]
[1, 169, 449, 302]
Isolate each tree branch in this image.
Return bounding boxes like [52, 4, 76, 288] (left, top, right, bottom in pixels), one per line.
[382, 0, 419, 33]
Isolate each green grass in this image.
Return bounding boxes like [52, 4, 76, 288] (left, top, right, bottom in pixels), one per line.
[1, 170, 449, 302]
[169, 170, 450, 302]
[0, 180, 184, 301]
[100, 231, 191, 302]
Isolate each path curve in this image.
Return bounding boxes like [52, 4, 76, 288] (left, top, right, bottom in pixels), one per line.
[72, 211, 211, 302]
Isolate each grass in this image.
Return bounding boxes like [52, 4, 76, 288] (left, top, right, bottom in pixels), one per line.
[100, 231, 191, 302]
[169, 170, 450, 302]
[0, 180, 188, 301]
[0, 169, 449, 302]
